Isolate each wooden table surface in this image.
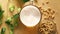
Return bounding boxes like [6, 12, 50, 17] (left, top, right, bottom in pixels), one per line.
[0, 0, 60, 34]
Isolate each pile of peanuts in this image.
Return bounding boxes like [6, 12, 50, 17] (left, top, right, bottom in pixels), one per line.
[38, 1, 57, 34]
[40, 7, 55, 21]
[38, 20, 56, 34]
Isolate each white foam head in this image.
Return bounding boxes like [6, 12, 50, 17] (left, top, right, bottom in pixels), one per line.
[20, 5, 41, 27]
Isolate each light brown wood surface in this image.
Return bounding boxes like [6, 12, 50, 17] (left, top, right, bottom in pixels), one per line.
[0, 0, 60, 34]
